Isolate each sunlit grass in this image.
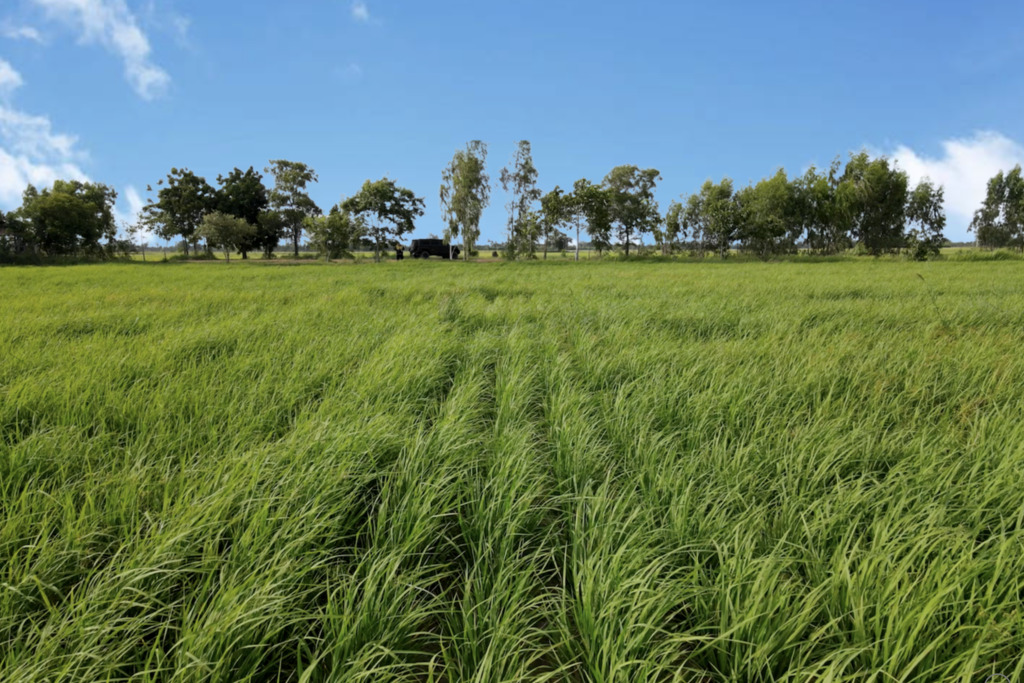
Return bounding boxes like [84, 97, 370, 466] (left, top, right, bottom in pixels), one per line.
[1, 259, 1023, 681]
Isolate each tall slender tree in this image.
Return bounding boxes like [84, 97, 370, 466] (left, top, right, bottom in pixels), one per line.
[499, 141, 541, 260]
[440, 140, 491, 261]
[658, 200, 685, 255]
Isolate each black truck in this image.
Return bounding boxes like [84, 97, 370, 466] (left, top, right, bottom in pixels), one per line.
[410, 239, 460, 259]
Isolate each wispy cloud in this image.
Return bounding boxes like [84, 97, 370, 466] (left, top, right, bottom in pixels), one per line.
[351, 1, 370, 23]
[341, 62, 363, 81]
[0, 106, 89, 206]
[1, 24, 45, 43]
[0, 59, 24, 96]
[114, 183, 149, 237]
[30, 0, 170, 100]
[881, 131, 1024, 236]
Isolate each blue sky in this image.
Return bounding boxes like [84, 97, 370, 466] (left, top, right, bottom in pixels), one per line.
[1, 0, 1023, 243]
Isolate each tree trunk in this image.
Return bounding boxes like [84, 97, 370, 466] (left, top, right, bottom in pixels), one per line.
[293, 229, 299, 258]
[624, 229, 631, 257]
[241, 250, 248, 260]
[224, 248, 230, 263]
[575, 219, 580, 262]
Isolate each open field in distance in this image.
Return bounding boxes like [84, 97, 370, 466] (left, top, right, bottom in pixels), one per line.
[2, 260, 1023, 681]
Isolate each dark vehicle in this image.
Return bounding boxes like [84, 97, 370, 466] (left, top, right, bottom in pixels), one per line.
[410, 238, 460, 259]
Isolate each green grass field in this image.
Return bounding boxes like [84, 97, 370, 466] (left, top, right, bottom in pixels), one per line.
[2, 260, 1023, 682]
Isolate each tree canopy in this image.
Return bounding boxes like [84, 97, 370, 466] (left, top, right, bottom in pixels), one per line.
[198, 212, 255, 262]
[602, 165, 661, 256]
[499, 141, 541, 260]
[216, 167, 269, 259]
[265, 160, 320, 258]
[143, 168, 216, 255]
[14, 180, 118, 256]
[342, 178, 424, 262]
[306, 204, 365, 260]
[971, 165, 1024, 250]
[441, 141, 491, 260]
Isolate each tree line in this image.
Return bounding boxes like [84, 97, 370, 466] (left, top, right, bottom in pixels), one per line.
[4, 139, 1022, 263]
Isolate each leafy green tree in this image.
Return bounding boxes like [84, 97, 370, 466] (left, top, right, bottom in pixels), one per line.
[16, 180, 118, 256]
[737, 168, 800, 259]
[566, 180, 587, 261]
[836, 152, 909, 256]
[0, 210, 8, 256]
[265, 160, 321, 258]
[550, 230, 571, 253]
[540, 186, 570, 259]
[143, 168, 216, 256]
[440, 140, 491, 261]
[572, 179, 613, 257]
[254, 211, 287, 259]
[602, 165, 661, 256]
[905, 179, 946, 259]
[793, 162, 849, 255]
[656, 200, 685, 255]
[520, 209, 542, 257]
[970, 166, 1024, 249]
[499, 141, 541, 260]
[0, 209, 30, 257]
[684, 179, 739, 258]
[305, 204, 364, 260]
[197, 212, 255, 262]
[342, 178, 425, 262]
[216, 167, 269, 259]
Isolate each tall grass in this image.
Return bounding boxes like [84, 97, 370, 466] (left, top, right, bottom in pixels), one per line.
[1, 259, 1023, 681]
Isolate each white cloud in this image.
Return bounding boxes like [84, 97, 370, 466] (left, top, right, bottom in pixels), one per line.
[0, 107, 80, 160]
[0, 146, 88, 205]
[30, 0, 170, 99]
[0, 59, 24, 95]
[1, 25, 45, 43]
[114, 183, 149, 238]
[342, 62, 363, 81]
[883, 131, 1024, 238]
[0, 85, 89, 206]
[351, 1, 370, 22]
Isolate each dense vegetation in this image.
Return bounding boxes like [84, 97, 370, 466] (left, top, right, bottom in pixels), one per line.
[2, 260, 1022, 681]
[8, 141, 1024, 264]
